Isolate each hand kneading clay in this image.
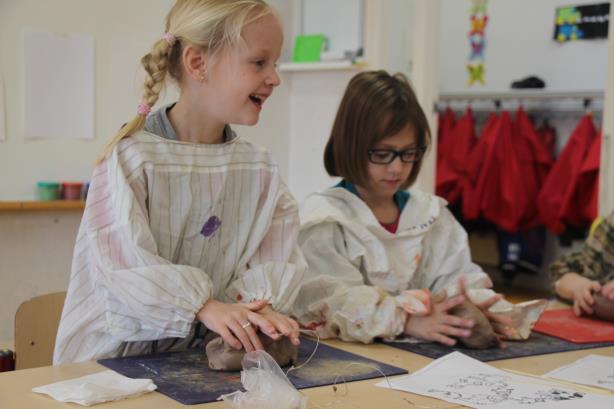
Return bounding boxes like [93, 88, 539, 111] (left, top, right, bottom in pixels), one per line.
[593, 293, 614, 322]
[449, 301, 499, 349]
[206, 335, 299, 371]
[488, 299, 547, 340]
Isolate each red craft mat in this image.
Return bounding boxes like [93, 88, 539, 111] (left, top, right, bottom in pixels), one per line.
[532, 308, 614, 343]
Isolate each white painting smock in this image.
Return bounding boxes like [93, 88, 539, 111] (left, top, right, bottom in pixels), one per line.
[54, 132, 306, 364]
[293, 187, 494, 343]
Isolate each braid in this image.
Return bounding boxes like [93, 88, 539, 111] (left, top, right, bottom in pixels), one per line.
[141, 39, 171, 108]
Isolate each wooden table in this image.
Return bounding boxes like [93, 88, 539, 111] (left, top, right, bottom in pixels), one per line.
[1, 338, 613, 409]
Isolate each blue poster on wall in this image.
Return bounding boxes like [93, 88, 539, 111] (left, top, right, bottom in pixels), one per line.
[554, 3, 610, 42]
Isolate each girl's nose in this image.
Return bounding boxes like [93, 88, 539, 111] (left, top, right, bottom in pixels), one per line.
[388, 156, 405, 172]
[267, 66, 281, 87]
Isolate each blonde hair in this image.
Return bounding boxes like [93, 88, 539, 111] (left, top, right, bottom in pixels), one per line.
[97, 0, 273, 163]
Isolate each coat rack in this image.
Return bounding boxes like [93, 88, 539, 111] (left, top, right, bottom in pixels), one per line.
[436, 90, 604, 113]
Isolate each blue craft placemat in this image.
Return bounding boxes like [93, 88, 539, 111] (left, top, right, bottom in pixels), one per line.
[98, 338, 406, 405]
[384, 332, 614, 361]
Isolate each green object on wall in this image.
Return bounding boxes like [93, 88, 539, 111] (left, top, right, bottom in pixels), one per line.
[292, 34, 325, 62]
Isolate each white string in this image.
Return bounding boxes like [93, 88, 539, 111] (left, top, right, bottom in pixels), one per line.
[286, 329, 320, 376]
[331, 362, 392, 395]
[286, 331, 463, 409]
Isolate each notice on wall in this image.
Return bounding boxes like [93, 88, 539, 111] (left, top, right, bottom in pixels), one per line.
[554, 3, 610, 42]
[23, 30, 94, 140]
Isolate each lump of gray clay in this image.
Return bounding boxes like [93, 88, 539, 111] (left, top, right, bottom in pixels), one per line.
[449, 301, 499, 349]
[593, 293, 614, 322]
[206, 334, 299, 371]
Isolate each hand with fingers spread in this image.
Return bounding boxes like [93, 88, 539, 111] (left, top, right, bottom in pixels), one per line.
[554, 272, 602, 316]
[255, 305, 301, 347]
[457, 277, 513, 338]
[470, 294, 513, 340]
[404, 294, 474, 346]
[196, 299, 271, 352]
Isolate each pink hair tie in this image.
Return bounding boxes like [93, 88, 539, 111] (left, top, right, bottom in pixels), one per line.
[163, 32, 176, 46]
[137, 101, 151, 116]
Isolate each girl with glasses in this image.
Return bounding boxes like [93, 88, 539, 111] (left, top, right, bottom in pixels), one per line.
[293, 70, 510, 346]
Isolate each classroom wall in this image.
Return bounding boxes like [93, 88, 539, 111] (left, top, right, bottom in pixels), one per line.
[0, 0, 293, 200]
[438, 0, 611, 210]
[438, 0, 612, 289]
[439, 0, 609, 94]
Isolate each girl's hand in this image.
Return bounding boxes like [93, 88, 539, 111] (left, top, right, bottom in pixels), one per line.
[600, 279, 614, 301]
[555, 273, 601, 315]
[399, 289, 432, 316]
[470, 293, 513, 339]
[255, 305, 301, 346]
[196, 299, 270, 351]
[404, 295, 474, 346]
[571, 278, 602, 316]
[457, 277, 512, 338]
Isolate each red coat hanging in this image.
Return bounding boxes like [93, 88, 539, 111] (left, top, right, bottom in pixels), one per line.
[448, 107, 478, 182]
[483, 111, 535, 232]
[463, 111, 540, 232]
[513, 107, 554, 229]
[537, 115, 597, 234]
[436, 107, 476, 204]
[463, 112, 499, 221]
[437, 107, 456, 162]
[436, 108, 458, 202]
[567, 130, 601, 224]
[515, 107, 553, 186]
[537, 120, 556, 159]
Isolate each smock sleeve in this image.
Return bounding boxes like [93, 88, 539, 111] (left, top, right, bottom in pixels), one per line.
[293, 222, 408, 343]
[417, 207, 497, 304]
[80, 152, 213, 341]
[226, 182, 306, 315]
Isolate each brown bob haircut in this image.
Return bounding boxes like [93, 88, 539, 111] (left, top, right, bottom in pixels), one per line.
[324, 70, 431, 190]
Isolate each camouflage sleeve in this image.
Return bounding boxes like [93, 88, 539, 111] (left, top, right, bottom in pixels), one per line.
[549, 212, 614, 287]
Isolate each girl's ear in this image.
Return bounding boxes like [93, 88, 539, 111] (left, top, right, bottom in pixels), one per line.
[182, 45, 208, 82]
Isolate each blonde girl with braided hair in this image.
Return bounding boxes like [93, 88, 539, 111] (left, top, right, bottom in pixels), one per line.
[54, 0, 305, 364]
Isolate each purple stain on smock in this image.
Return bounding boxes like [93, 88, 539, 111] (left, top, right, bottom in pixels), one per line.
[201, 216, 221, 237]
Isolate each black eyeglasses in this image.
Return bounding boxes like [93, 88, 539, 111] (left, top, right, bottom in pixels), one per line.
[367, 147, 427, 164]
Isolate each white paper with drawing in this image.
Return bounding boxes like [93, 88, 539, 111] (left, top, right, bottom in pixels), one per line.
[23, 30, 94, 140]
[376, 352, 614, 408]
[545, 355, 614, 391]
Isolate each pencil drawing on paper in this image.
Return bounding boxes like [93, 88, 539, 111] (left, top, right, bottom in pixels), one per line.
[428, 373, 585, 406]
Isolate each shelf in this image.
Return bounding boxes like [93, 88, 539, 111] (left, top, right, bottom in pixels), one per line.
[438, 90, 605, 102]
[0, 200, 85, 212]
[279, 60, 365, 73]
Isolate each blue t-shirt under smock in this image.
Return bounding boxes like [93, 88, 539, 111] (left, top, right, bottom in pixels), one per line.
[335, 179, 410, 212]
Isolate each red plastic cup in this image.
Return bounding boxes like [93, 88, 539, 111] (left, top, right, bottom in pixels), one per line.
[61, 182, 84, 200]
